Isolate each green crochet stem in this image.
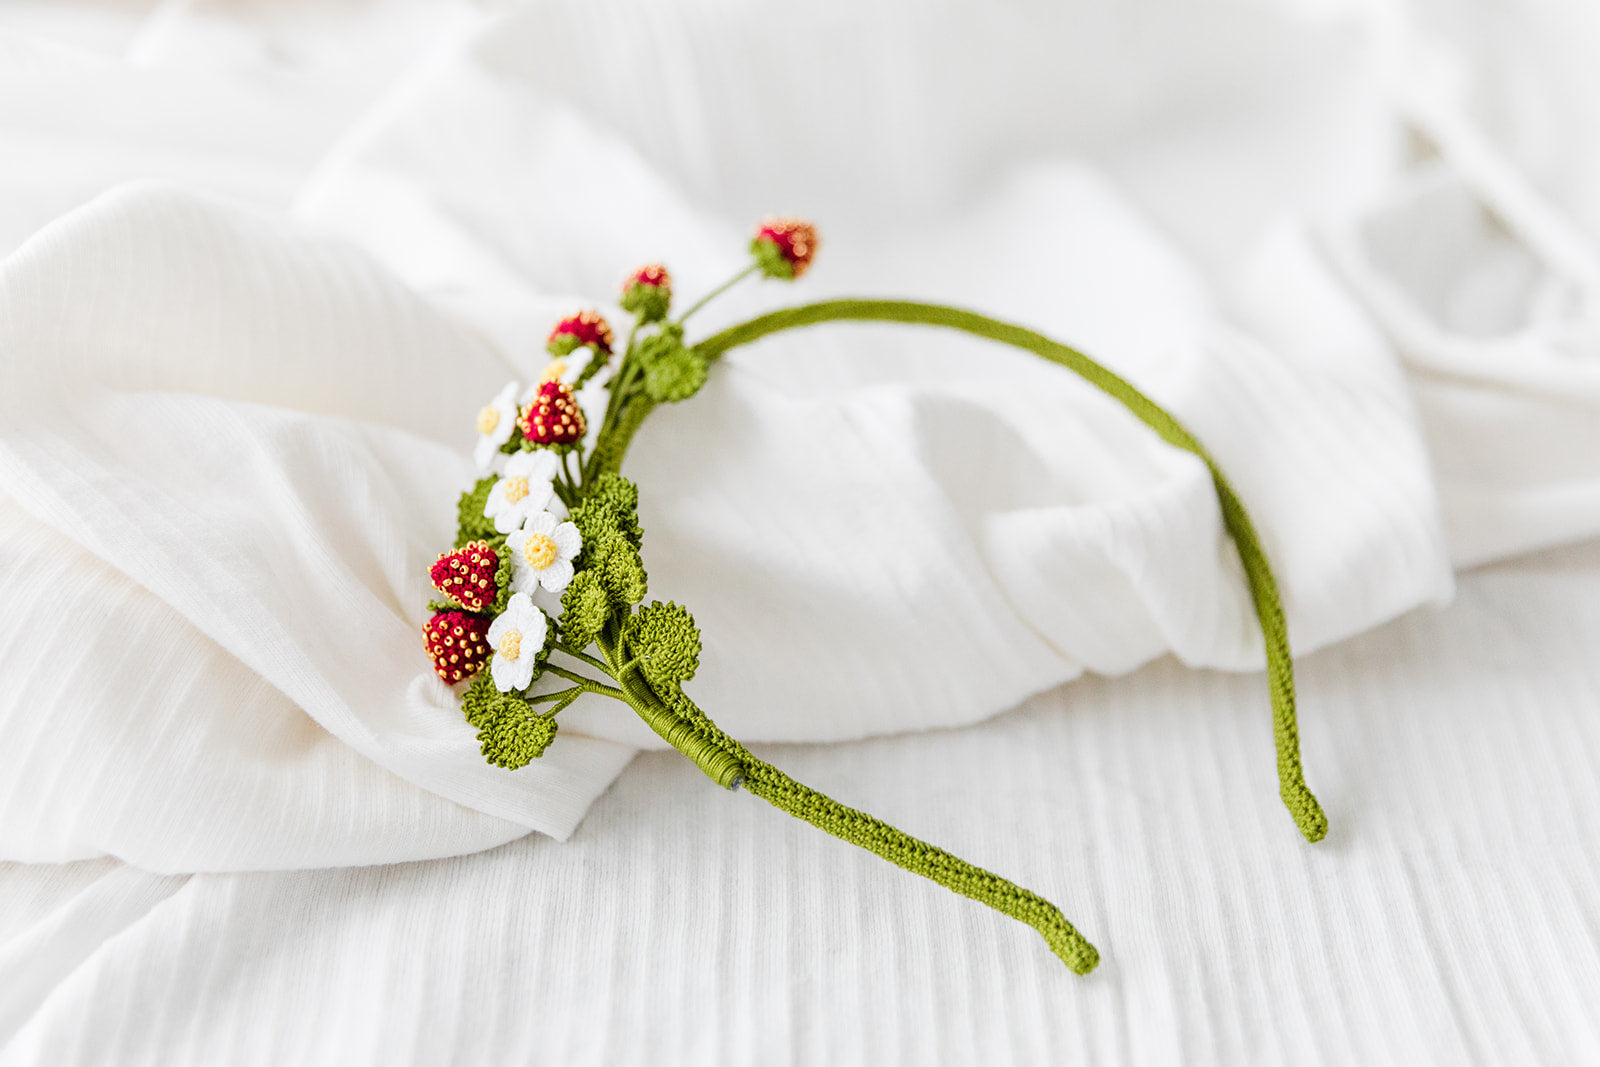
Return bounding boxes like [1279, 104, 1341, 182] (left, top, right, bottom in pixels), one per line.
[598, 631, 1100, 974]
[586, 296, 1325, 978]
[692, 299, 1328, 845]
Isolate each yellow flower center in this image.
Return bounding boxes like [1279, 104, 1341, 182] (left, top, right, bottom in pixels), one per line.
[522, 533, 559, 570]
[498, 630, 522, 661]
[502, 476, 529, 504]
[541, 360, 568, 383]
[476, 405, 501, 435]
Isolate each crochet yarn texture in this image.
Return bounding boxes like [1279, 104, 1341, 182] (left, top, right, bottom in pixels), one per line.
[423, 221, 1328, 976]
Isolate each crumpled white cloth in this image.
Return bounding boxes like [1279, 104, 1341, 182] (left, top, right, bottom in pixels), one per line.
[0, 0, 1595, 909]
[6, 0, 1600, 1063]
[0, 178, 1449, 869]
[8, 541, 1600, 1065]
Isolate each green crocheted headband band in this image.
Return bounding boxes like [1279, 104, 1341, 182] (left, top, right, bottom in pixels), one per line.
[422, 219, 1326, 976]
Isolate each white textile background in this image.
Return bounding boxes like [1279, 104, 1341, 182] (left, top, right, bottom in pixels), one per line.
[2, 0, 1599, 1063]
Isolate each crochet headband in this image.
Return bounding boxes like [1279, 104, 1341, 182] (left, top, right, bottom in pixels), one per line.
[422, 220, 1325, 975]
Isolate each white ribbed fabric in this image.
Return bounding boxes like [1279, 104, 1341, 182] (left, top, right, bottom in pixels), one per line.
[3, 544, 1600, 1065]
[4, 0, 1600, 1062]
[0, 188, 639, 869]
[0, 68, 1456, 870]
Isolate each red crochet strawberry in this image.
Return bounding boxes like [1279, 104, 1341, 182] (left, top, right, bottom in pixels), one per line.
[520, 380, 587, 446]
[423, 610, 491, 684]
[751, 218, 818, 279]
[429, 540, 499, 612]
[620, 264, 672, 323]
[623, 263, 670, 293]
[546, 310, 614, 357]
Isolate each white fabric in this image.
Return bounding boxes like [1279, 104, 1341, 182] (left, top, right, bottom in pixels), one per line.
[5, 545, 1600, 1064]
[0, 5, 1459, 871]
[2, 0, 1600, 1062]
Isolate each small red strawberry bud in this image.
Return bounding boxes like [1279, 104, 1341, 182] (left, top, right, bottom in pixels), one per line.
[423, 610, 491, 684]
[620, 264, 673, 323]
[429, 540, 500, 612]
[625, 263, 671, 292]
[519, 380, 587, 446]
[547, 310, 614, 358]
[751, 218, 818, 280]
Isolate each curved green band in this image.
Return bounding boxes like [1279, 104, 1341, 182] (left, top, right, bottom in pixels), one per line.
[695, 299, 1327, 844]
[615, 664, 1100, 975]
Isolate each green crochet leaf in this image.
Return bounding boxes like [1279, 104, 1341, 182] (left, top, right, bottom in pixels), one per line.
[572, 474, 642, 553]
[750, 234, 796, 280]
[559, 569, 610, 650]
[571, 476, 640, 571]
[623, 601, 701, 693]
[636, 327, 708, 403]
[569, 512, 612, 569]
[461, 670, 517, 730]
[479, 710, 558, 769]
[455, 476, 499, 546]
[603, 538, 648, 608]
[568, 536, 647, 611]
[462, 666, 560, 768]
[567, 473, 648, 607]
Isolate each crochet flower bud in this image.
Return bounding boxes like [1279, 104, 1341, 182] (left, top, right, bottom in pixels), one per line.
[520, 379, 587, 446]
[424, 610, 491, 684]
[429, 540, 500, 612]
[620, 264, 672, 323]
[547, 310, 614, 358]
[750, 218, 819, 280]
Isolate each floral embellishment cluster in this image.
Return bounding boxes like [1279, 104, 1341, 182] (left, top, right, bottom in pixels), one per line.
[417, 214, 1322, 978]
[425, 221, 817, 768]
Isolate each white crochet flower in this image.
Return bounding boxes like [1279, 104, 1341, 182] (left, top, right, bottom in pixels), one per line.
[483, 450, 560, 534]
[506, 511, 582, 594]
[487, 592, 548, 693]
[473, 381, 520, 473]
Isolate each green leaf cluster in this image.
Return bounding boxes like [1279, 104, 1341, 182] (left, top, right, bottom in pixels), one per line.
[555, 473, 647, 651]
[479, 711, 558, 769]
[623, 601, 702, 693]
[461, 671, 558, 769]
[576, 473, 643, 551]
[559, 570, 610, 650]
[455, 476, 499, 546]
[594, 539, 647, 608]
[636, 326, 708, 403]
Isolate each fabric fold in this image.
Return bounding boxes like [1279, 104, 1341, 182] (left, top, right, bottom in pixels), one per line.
[0, 187, 637, 872]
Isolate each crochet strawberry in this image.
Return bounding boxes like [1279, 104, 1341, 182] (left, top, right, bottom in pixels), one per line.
[546, 310, 614, 357]
[429, 540, 500, 612]
[751, 218, 818, 279]
[519, 380, 587, 446]
[620, 264, 672, 323]
[423, 610, 491, 684]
